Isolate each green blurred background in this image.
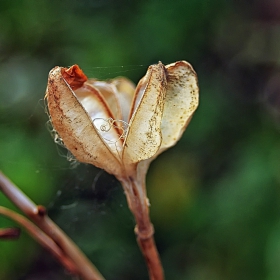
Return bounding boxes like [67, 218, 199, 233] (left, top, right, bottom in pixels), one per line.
[1, 0, 280, 279]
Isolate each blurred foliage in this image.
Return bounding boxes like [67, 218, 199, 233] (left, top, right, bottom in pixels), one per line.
[1, 0, 280, 279]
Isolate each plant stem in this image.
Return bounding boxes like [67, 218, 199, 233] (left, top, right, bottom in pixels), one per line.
[0, 206, 77, 274]
[0, 227, 20, 240]
[0, 171, 105, 280]
[121, 176, 164, 280]
[136, 234, 164, 280]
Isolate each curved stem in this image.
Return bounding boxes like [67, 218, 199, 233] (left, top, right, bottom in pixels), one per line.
[0, 227, 20, 240]
[0, 206, 77, 274]
[0, 171, 105, 280]
[121, 176, 164, 280]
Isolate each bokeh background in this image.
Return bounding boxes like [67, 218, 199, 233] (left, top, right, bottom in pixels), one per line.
[1, 0, 280, 279]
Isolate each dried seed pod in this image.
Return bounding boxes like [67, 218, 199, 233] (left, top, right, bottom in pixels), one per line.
[45, 61, 199, 179]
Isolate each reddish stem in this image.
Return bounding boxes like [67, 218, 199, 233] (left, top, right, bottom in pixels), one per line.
[121, 176, 164, 280]
[0, 227, 20, 240]
[0, 206, 77, 274]
[0, 171, 105, 280]
[136, 234, 164, 280]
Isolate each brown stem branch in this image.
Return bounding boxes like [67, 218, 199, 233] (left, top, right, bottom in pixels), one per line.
[136, 232, 164, 280]
[0, 227, 21, 240]
[121, 177, 164, 280]
[0, 171, 105, 280]
[0, 206, 77, 274]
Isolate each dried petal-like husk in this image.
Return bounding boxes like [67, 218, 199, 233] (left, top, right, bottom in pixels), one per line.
[122, 62, 167, 166]
[46, 66, 122, 176]
[110, 77, 136, 123]
[159, 61, 199, 152]
[86, 80, 122, 120]
[74, 84, 124, 158]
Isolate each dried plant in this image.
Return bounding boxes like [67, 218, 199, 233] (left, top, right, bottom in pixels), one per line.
[45, 61, 199, 279]
[0, 61, 198, 280]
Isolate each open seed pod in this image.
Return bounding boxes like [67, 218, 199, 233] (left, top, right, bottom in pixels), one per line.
[45, 61, 199, 180]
